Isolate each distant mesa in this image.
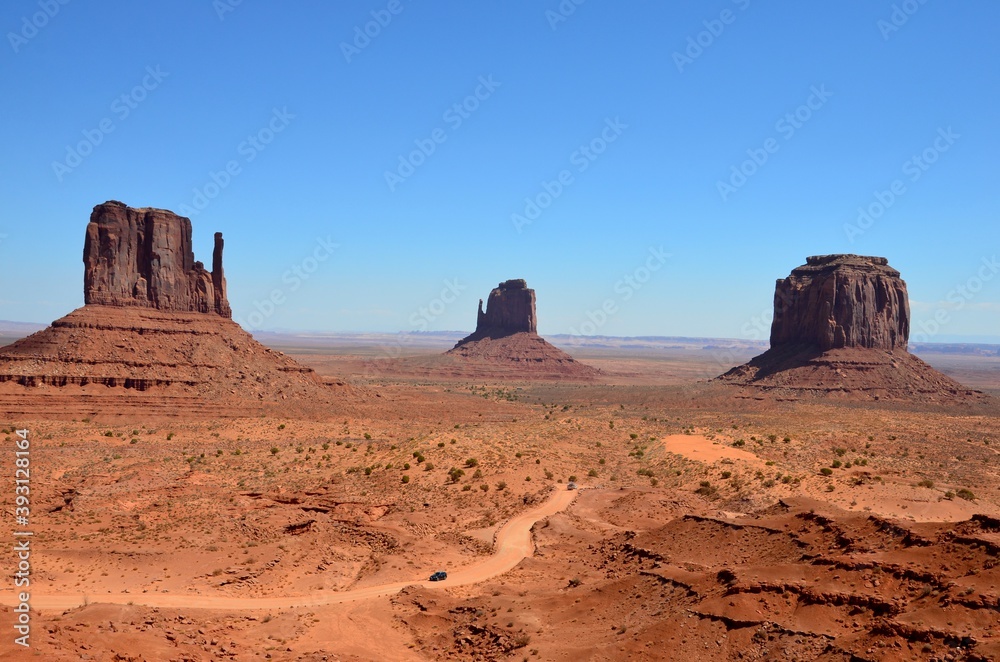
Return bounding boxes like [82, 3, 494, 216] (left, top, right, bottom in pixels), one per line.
[444, 279, 599, 380]
[0, 201, 351, 418]
[718, 254, 982, 401]
[456, 279, 537, 344]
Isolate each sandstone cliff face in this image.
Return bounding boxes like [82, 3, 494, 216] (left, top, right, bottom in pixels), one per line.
[474, 279, 537, 336]
[718, 254, 980, 401]
[83, 201, 231, 317]
[770, 255, 909, 351]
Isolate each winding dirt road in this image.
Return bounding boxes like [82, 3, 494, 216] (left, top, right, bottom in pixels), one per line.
[1, 488, 577, 612]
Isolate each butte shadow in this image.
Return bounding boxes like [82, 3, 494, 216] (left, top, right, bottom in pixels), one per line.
[716, 254, 985, 402]
[0, 201, 355, 418]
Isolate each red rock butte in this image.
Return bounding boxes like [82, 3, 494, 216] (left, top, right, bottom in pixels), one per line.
[444, 279, 599, 380]
[0, 201, 352, 418]
[718, 254, 982, 401]
[84, 201, 232, 317]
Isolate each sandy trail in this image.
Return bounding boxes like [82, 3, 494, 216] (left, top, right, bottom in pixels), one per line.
[1, 487, 577, 612]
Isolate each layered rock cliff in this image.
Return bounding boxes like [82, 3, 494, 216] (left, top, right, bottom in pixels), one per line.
[718, 255, 980, 401]
[473, 279, 537, 337]
[83, 201, 231, 317]
[770, 255, 909, 351]
[0, 201, 354, 416]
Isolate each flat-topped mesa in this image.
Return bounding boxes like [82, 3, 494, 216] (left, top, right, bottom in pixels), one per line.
[474, 279, 537, 336]
[83, 201, 231, 317]
[770, 254, 909, 352]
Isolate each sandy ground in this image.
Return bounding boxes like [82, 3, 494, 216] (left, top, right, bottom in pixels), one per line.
[0, 342, 998, 660]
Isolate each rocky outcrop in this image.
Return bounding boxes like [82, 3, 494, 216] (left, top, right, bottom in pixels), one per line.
[718, 255, 981, 401]
[473, 279, 537, 337]
[443, 279, 599, 380]
[83, 201, 231, 317]
[770, 255, 909, 351]
[0, 201, 355, 417]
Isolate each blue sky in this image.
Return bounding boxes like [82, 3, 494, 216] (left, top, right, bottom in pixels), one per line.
[1, 1, 997, 342]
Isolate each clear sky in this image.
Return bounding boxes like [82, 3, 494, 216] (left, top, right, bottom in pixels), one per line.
[1, 1, 997, 342]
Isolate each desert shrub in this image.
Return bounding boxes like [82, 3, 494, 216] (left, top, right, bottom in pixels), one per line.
[480, 484, 489, 492]
[423, 463, 434, 471]
[629, 433, 638, 440]
[278, 424, 286, 431]
[401, 475, 410, 484]
[465, 458, 479, 468]
[270, 447, 279, 455]
[831, 460, 842, 468]
[733, 440, 745, 447]
[568, 475, 577, 483]
[917, 479, 934, 488]
[448, 467, 465, 483]
[721, 471, 732, 479]
[587, 469, 598, 477]
[496, 481, 507, 491]
[957, 488, 976, 501]
[363, 433, 371, 440]
[695, 481, 717, 497]
[820, 468, 833, 476]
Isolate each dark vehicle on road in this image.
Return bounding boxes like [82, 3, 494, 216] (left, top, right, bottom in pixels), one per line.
[429, 571, 447, 581]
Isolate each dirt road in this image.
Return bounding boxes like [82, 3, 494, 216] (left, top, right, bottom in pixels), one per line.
[1, 487, 578, 612]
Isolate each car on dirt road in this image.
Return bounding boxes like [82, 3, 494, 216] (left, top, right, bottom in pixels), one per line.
[429, 571, 447, 581]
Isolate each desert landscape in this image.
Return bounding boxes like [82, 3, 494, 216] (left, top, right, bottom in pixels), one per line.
[4, 4, 998, 661]
[1, 203, 998, 661]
